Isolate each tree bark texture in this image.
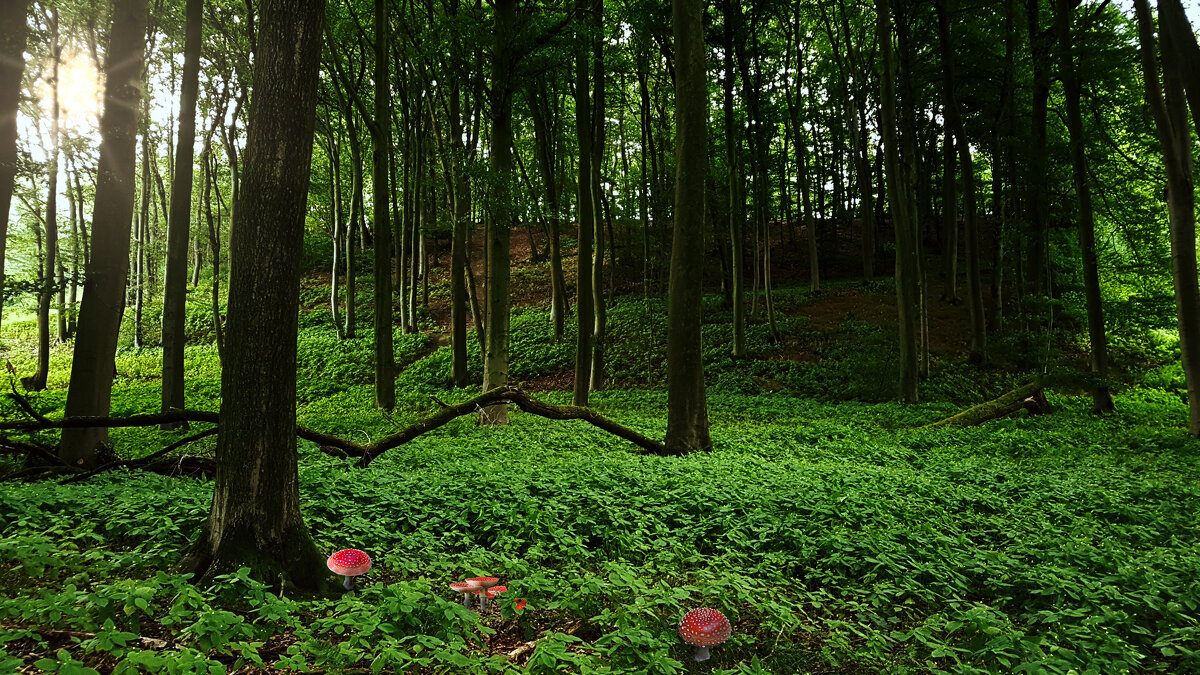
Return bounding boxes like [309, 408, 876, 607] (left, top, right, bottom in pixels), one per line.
[161, 0, 203, 426]
[372, 0, 394, 410]
[878, 0, 920, 403]
[0, 0, 30, 333]
[1134, 0, 1200, 435]
[58, 0, 147, 469]
[481, 0, 515, 425]
[665, 0, 712, 454]
[1055, 0, 1113, 414]
[573, 0, 595, 407]
[183, 0, 328, 587]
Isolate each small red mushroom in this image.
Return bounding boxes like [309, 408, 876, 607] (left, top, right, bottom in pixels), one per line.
[450, 582, 474, 607]
[515, 598, 527, 612]
[486, 585, 507, 598]
[466, 576, 499, 611]
[678, 608, 731, 662]
[327, 548, 371, 591]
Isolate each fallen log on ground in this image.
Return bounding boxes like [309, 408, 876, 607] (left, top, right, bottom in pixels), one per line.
[925, 380, 1052, 428]
[0, 386, 669, 479]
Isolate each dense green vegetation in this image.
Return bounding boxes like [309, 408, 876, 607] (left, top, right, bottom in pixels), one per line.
[3, 270, 1200, 672]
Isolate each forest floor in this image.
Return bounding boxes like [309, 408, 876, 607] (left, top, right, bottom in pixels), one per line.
[1, 227, 1197, 674]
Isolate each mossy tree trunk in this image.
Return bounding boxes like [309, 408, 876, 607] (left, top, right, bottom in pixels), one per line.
[182, 0, 328, 587]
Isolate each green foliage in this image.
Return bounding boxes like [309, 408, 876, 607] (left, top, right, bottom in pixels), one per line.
[4, 387, 1200, 672]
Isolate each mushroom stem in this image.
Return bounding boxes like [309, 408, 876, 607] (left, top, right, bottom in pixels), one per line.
[693, 645, 711, 662]
[342, 575, 355, 591]
[479, 592, 488, 612]
[462, 593, 473, 608]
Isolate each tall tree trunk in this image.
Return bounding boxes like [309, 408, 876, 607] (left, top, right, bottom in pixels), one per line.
[327, 127, 344, 339]
[161, 0, 203, 427]
[31, 17, 60, 392]
[449, 0, 469, 387]
[59, 0, 147, 468]
[1133, 0, 1200, 433]
[1056, 0, 1112, 413]
[530, 79, 568, 341]
[204, 152, 224, 358]
[878, 0, 920, 403]
[1026, 0, 1051, 297]
[666, 0, 712, 454]
[372, 0, 394, 410]
[182, 0, 328, 587]
[936, 0, 985, 364]
[589, 0, 606, 391]
[724, 0, 745, 356]
[940, 128, 958, 302]
[480, 0, 515, 424]
[0, 0, 30, 334]
[346, 116, 361, 338]
[573, 0, 595, 407]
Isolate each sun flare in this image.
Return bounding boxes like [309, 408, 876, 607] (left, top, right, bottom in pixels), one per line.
[38, 51, 103, 132]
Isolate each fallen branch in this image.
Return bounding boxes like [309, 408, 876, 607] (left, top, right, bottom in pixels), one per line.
[0, 386, 669, 476]
[0, 623, 179, 651]
[925, 380, 1052, 428]
[59, 427, 219, 484]
[508, 621, 584, 660]
[356, 387, 668, 466]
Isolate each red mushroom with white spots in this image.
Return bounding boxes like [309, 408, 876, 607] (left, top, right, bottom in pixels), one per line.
[327, 548, 371, 591]
[678, 608, 732, 662]
[450, 582, 475, 607]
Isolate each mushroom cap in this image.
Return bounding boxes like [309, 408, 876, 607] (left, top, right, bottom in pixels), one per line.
[486, 585, 508, 597]
[465, 576, 499, 588]
[678, 608, 732, 648]
[327, 548, 372, 577]
[449, 582, 473, 594]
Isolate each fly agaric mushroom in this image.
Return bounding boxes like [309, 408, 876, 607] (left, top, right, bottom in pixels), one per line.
[678, 608, 731, 662]
[450, 582, 474, 607]
[486, 585, 507, 598]
[327, 548, 371, 591]
[515, 598, 527, 612]
[466, 577, 499, 611]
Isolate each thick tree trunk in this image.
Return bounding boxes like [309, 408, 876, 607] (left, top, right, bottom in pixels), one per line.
[1134, 0, 1200, 435]
[181, 0, 327, 587]
[161, 0, 202, 428]
[0, 0, 30, 333]
[665, 0, 712, 454]
[58, 0, 146, 469]
[480, 0, 515, 425]
[372, 0, 394, 410]
[1056, 0, 1113, 414]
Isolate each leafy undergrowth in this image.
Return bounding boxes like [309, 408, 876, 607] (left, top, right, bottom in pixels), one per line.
[2, 388, 1200, 673]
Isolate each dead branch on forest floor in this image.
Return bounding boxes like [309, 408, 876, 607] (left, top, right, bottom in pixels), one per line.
[0, 386, 669, 479]
[925, 380, 1053, 428]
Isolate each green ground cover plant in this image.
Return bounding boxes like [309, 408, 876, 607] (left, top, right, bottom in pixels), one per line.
[2, 282, 1199, 673]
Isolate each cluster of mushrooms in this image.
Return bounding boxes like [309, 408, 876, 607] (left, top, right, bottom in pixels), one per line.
[330, 549, 728, 662]
[448, 576, 512, 611]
